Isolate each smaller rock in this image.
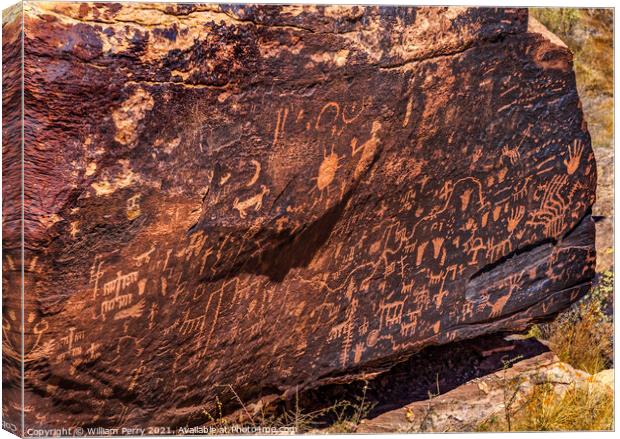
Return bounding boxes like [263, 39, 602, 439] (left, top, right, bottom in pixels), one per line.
[593, 369, 614, 392]
[356, 353, 612, 432]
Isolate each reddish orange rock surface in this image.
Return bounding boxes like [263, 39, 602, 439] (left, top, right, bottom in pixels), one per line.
[3, 2, 596, 432]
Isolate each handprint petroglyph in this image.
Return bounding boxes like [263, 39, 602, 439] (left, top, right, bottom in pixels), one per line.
[564, 139, 585, 175]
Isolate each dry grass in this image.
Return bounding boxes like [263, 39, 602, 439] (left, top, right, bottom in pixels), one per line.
[503, 271, 615, 432]
[477, 382, 613, 432]
[318, 383, 375, 433]
[529, 271, 613, 374]
[201, 383, 374, 434]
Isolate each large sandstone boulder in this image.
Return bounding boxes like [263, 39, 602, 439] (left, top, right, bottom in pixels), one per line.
[3, 2, 596, 432]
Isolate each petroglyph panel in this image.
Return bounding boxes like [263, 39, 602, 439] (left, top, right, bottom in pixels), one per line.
[3, 2, 596, 432]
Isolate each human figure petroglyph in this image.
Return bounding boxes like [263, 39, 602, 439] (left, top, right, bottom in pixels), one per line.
[85, 342, 101, 361]
[463, 234, 486, 264]
[56, 326, 87, 368]
[438, 181, 454, 203]
[462, 301, 475, 320]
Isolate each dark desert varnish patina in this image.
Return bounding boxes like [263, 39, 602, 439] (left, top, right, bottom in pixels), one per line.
[3, 2, 596, 433]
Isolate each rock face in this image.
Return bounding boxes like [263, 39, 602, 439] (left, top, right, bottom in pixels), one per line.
[3, 2, 596, 432]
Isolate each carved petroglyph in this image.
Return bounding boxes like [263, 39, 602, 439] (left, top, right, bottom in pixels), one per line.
[245, 160, 261, 187]
[564, 139, 585, 175]
[402, 95, 414, 127]
[316, 145, 341, 191]
[127, 194, 141, 220]
[88, 269, 141, 320]
[316, 102, 340, 132]
[507, 206, 525, 233]
[101, 292, 134, 317]
[501, 144, 520, 165]
[90, 255, 105, 299]
[133, 246, 156, 267]
[489, 272, 524, 318]
[379, 299, 405, 329]
[103, 271, 139, 297]
[273, 107, 288, 147]
[57, 327, 85, 361]
[233, 185, 270, 218]
[528, 174, 570, 237]
[353, 121, 381, 179]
